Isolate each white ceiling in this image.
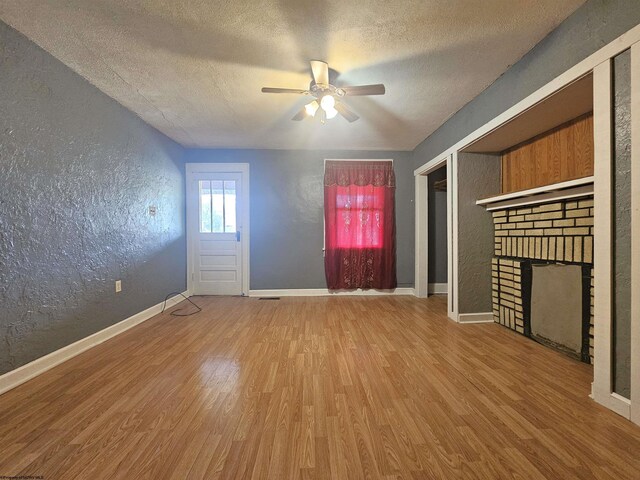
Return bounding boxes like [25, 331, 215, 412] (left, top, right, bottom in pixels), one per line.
[0, 0, 585, 150]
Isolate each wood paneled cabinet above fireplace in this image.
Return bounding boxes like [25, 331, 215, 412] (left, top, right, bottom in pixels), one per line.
[501, 113, 594, 194]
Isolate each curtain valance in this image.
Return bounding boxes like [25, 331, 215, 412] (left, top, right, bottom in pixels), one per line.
[324, 161, 395, 187]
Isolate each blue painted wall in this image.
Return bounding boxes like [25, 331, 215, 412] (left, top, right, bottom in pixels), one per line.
[0, 22, 187, 375]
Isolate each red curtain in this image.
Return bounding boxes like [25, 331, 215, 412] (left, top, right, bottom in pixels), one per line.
[324, 161, 397, 290]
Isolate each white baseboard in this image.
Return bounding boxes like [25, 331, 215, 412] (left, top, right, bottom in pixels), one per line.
[590, 386, 632, 419]
[457, 312, 494, 324]
[0, 290, 190, 396]
[249, 288, 415, 297]
[428, 283, 448, 294]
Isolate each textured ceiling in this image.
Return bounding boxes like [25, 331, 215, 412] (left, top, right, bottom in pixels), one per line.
[0, 0, 585, 150]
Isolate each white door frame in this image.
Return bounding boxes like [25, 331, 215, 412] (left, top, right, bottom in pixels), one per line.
[630, 43, 640, 425]
[592, 58, 631, 417]
[414, 174, 428, 298]
[186, 163, 250, 296]
[414, 155, 455, 320]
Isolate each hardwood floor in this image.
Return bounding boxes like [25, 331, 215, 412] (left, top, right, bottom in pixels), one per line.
[0, 295, 639, 479]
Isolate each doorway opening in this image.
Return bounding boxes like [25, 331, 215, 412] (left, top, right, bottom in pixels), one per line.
[427, 166, 448, 295]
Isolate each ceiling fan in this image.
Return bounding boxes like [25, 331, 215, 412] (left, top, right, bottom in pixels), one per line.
[261, 60, 385, 123]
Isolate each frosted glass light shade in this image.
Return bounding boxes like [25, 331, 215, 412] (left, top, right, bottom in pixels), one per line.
[320, 95, 335, 111]
[305, 100, 319, 117]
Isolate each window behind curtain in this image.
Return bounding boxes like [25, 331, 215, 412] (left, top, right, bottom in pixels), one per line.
[324, 160, 397, 290]
[335, 186, 385, 248]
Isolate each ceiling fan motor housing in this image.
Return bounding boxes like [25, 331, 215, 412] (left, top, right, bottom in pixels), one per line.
[309, 82, 346, 98]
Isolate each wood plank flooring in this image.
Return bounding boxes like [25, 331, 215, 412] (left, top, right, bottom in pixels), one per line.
[0, 295, 639, 479]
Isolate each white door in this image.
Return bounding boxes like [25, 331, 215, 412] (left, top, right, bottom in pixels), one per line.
[186, 164, 249, 296]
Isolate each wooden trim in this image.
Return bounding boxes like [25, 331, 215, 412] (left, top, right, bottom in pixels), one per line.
[476, 177, 594, 206]
[414, 156, 448, 300]
[589, 392, 632, 419]
[457, 312, 494, 324]
[0, 291, 190, 396]
[428, 283, 448, 295]
[414, 175, 429, 298]
[592, 59, 615, 409]
[630, 43, 640, 426]
[481, 186, 594, 211]
[450, 153, 459, 321]
[248, 288, 415, 297]
[415, 156, 448, 177]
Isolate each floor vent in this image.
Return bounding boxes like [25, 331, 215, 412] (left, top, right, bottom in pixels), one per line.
[259, 297, 280, 300]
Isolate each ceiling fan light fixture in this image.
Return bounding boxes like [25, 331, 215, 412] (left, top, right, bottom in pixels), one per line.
[305, 100, 319, 117]
[325, 106, 338, 119]
[262, 60, 383, 124]
[320, 94, 335, 111]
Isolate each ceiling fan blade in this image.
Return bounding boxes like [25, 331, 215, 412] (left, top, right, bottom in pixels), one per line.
[292, 107, 307, 121]
[310, 60, 329, 86]
[341, 84, 386, 96]
[262, 87, 309, 94]
[334, 102, 359, 123]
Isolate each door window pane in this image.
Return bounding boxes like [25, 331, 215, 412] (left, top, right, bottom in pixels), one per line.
[199, 179, 237, 233]
[211, 180, 224, 233]
[199, 180, 212, 233]
[224, 181, 237, 232]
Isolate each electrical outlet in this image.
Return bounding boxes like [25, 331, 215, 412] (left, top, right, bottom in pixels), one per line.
[149, 205, 157, 216]
[115, 280, 122, 293]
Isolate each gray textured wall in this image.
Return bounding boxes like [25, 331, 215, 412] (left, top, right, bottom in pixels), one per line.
[185, 149, 415, 290]
[613, 50, 631, 398]
[457, 153, 501, 314]
[413, 0, 640, 168]
[0, 22, 187, 375]
[428, 167, 448, 284]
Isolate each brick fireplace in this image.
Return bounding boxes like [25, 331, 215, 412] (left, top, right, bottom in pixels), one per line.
[491, 197, 594, 364]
